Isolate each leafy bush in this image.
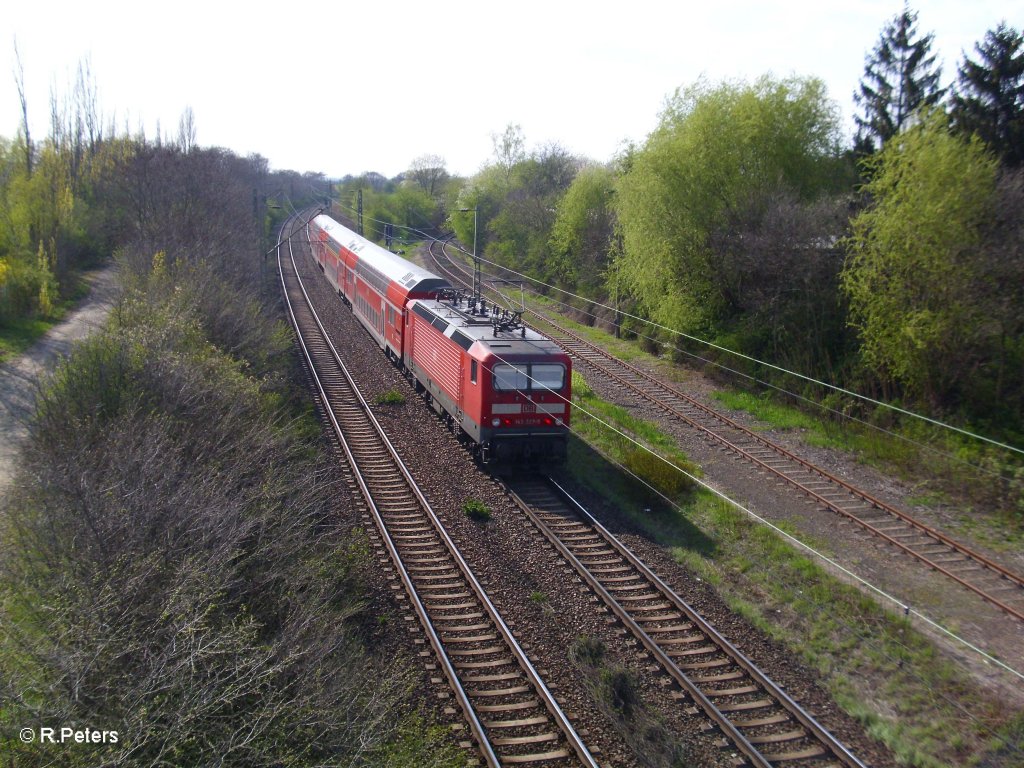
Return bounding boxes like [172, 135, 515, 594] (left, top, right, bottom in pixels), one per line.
[622, 447, 696, 499]
[0, 248, 59, 323]
[570, 634, 606, 667]
[571, 370, 594, 401]
[1, 240, 458, 767]
[376, 388, 407, 405]
[462, 498, 492, 522]
[600, 666, 640, 716]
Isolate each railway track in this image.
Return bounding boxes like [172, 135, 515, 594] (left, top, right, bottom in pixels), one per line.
[277, 214, 599, 768]
[425, 238, 1024, 625]
[505, 474, 868, 768]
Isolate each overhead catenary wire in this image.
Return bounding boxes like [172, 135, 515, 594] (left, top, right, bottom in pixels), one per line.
[431, 234, 1013, 479]
[545, 384, 1024, 757]
[439, 233, 1024, 458]
[290, 202, 1024, 760]
[387, 218, 1024, 676]
[329, 196, 1024, 471]
[424, 321, 1024, 757]
[335, 188, 1023, 477]
[403, 221, 1024, 670]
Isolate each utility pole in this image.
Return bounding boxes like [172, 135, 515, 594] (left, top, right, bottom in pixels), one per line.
[357, 189, 364, 237]
[458, 207, 479, 308]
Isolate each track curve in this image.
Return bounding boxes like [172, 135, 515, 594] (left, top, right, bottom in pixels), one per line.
[277, 213, 599, 768]
[424, 237, 1024, 625]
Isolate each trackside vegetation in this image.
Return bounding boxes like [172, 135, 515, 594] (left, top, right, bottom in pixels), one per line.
[558, 385, 1024, 767]
[339, 14, 1024, 517]
[2, 8, 1021, 765]
[0, 112, 460, 764]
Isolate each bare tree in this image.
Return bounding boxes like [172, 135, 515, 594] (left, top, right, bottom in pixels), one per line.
[407, 153, 448, 195]
[177, 106, 197, 153]
[13, 37, 32, 176]
[491, 122, 526, 183]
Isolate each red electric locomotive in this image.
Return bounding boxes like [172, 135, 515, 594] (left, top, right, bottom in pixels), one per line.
[307, 213, 571, 462]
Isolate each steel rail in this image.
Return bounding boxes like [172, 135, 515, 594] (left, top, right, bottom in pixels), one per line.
[505, 475, 869, 768]
[425, 237, 1024, 624]
[276, 215, 502, 767]
[279, 215, 599, 768]
[539, 319, 1024, 624]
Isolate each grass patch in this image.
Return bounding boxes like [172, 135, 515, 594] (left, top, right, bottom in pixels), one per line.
[462, 498, 491, 523]
[713, 389, 822, 432]
[526, 297, 661, 368]
[569, 370, 699, 503]
[712, 388, 1024, 533]
[0, 315, 54, 361]
[712, 388, 904, 460]
[667, 494, 1019, 766]
[375, 388, 406, 406]
[557, 389, 1020, 767]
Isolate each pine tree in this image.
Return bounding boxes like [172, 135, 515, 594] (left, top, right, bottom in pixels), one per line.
[854, 6, 945, 152]
[950, 22, 1024, 166]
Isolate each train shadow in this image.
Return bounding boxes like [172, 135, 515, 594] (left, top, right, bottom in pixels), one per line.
[548, 435, 718, 560]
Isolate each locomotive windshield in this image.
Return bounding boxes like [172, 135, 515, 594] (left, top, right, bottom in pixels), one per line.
[492, 363, 565, 392]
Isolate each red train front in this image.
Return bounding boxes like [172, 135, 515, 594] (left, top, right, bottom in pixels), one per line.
[308, 213, 571, 463]
[406, 296, 571, 462]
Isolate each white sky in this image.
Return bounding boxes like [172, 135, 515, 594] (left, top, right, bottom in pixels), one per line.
[2, 1, 1019, 179]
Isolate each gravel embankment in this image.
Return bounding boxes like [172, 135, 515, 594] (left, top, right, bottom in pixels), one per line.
[291, 241, 896, 767]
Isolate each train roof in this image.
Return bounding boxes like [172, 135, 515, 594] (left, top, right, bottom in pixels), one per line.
[312, 214, 446, 292]
[411, 298, 566, 357]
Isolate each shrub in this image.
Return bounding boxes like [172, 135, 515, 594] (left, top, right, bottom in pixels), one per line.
[571, 370, 594, 401]
[1, 261, 451, 768]
[462, 498, 492, 522]
[570, 634, 606, 667]
[622, 447, 696, 499]
[375, 388, 407, 405]
[601, 666, 640, 716]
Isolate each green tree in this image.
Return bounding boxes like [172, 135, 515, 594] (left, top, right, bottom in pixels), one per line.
[950, 22, 1024, 167]
[854, 6, 945, 152]
[0, 140, 76, 321]
[549, 164, 616, 293]
[363, 183, 439, 242]
[450, 164, 506, 257]
[453, 142, 580, 287]
[842, 112, 1001, 408]
[614, 75, 844, 335]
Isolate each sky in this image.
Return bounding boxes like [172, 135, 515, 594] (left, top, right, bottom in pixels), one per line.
[2, 1, 1020, 180]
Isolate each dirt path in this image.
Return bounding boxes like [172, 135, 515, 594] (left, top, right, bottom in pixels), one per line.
[0, 265, 119, 492]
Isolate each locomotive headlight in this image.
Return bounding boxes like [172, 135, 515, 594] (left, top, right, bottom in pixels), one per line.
[491, 417, 501, 427]
[555, 418, 563, 426]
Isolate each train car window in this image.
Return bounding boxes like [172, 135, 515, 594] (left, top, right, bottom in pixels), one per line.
[471, 360, 478, 384]
[492, 363, 565, 391]
[356, 261, 390, 295]
[452, 331, 474, 351]
[493, 364, 530, 391]
[531, 364, 565, 391]
[413, 303, 434, 323]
